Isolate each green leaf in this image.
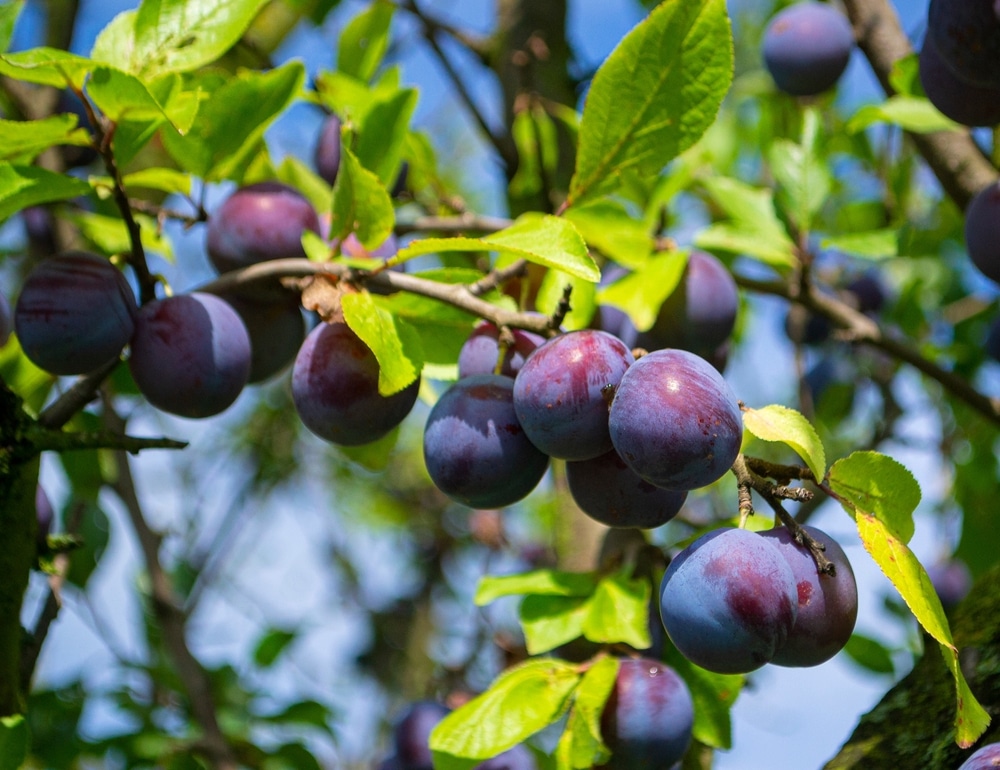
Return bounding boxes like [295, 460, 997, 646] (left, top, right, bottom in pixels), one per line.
[66, 211, 173, 261]
[663, 646, 743, 750]
[563, 200, 654, 269]
[0, 163, 92, 223]
[337, 0, 394, 82]
[742, 404, 826, 480]
[0, 1, 23, 53]
[93, 0, 270, 77]
[341, 291, 422, 396]
[695, 176, 796, 268]
[768, 109, 831, 234]
[0, 115, 91, 162]
[854, 513, 989, 747]
[161, 61, 305, 182]
[430, 659, 581, 764]
[66, 502, 110, 588]
[0, 47, 93, 88]
[847, 95, 960, 135]
[0, 714, 28, 770]
[569, 0, 732, 206]
[581, 572, 651, 650]
[828, 451, 920, 544]
[596, 251, 688, 331]
[475, 570, 598, 606]
[253, 628, 297, 668]
[86, 68, 195, 133]
[0, 335, 54, 415]
[329, 142, 395, 249]
[354, 86, 417, 186]
[842, 633, 895, 676]
[821, 229, 898, 261]
[122, 167, 193, 196]
[554, 657, 618, 769]
[520, 595, 591, 655]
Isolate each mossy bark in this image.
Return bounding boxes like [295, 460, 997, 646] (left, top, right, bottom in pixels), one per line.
[824, 564, 1000, 769]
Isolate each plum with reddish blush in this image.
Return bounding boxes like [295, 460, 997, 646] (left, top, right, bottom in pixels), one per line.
[424, 374, 549, 509]
[760, 525, 858, 667]
[14, 251, 137, 375]
[609, 349, 742, 491]
[598, 658, 693, 770]
[393, 700, 450, 770]
[314, 113, 342, 185]
[206, 182, 321, 274]
[292, 321, 419, 446]
[659, 527, 798, 674]
[458, 321, 545, 379]
[213, 291, 305, 383]
[566, 450, 686, 529]
[130, 293, 251, 418]
[958, 742, 1000, 770]
[513, 330, 634, 461]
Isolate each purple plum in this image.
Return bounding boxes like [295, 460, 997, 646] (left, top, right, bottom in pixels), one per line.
[762, 2, 855, 97]
[458, 321, 545, 379]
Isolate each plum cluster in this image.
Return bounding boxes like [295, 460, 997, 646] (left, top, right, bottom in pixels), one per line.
[659, 525, 858, 674]
[424, 326, 744, 523]
[762, 2, 855, 97]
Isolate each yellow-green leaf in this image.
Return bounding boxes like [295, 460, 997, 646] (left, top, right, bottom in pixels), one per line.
[829, 451, 920, 544]
[341, 291, 421, 396]
[743, 404, 825, 480]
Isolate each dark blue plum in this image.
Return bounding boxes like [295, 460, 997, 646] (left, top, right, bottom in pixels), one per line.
[513, 330, 634, 461]
[475, 744, 537, 770]
[660, 527, 798, 674]
[598, 657, 693, 770]
[958, 742, 1000, 769]
[609, 349, 742, 491]
[36, 485, 54, 550]
[206, 182, 321, 274]
[314, 113, 342, 185]
[214, 291, 305, 383]
[845, 273, 887, 314]
[566, 450, 687, 529]
[919, 37, 1000, 127]
[292, 321, 419, 446]
[927, 0, 1000, 88]
[927, 559, 972, 610]
[424, 374, 550, 509]
[129, 293, 251, 418]
[595, 303, 638, 349]
[637, 251, 738, 358]
[14, 251, 137, 375]
[393, 700, 450, 770]
[760, 525, 858, 667]
[965, 182, 1000, 286]
[458, 321, 545, 379]
[986, 318, 1000, 362]
[762, 2, 855, 97]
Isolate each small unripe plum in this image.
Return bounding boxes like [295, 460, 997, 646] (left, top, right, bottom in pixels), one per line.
[760, 525, 858, 667]
[966, 183, 1000, 286]
[206, 182, 321, 274]
[213, 291, 305, 383]
[566, 450, 687, 529]
[292, 321, 419, 446]
[598, 657, 693, 770]
[129, 293, 251, 418]
[424, 374, 550, 509]
[513, 330, 634, 461]
[957, 742, 1000, 770]
[919, 37, 1000, 127]
[927, 559, 972, 610]
[927, 0, 1000, 88]
[638, 251, 739, 357]
[609, 349, 742, 491]
[314, 113, 342, 185]
[458, 321, 545, 379]
[393, 700, 450, 770]
[660, 527, 798, 674]
[36, 485, 54, 550]
[762, 2, 855, 97]
[14, 251, 137, 375]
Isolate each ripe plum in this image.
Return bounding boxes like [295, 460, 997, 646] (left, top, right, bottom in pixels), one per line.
[129, 293, 251, 418]
[965, 183, 1000, 286]
[762, 1, 855, 97]
[927, 0, 1000, 88]
[393, 700, 450, 770]
[458, 321, 545, 379]
[927, 559, 972, 610]
[314, 113, 342, 185]
[513, 330, 634, 461]
[659, 527, 798, 674]
[214, 291, 305, 383]
[958, 742, 1000, 770]
[609, 349, 742, 491]
[919, 37, 1000, 127]
[566, 449, 686, 529]
[424, 374, 549, 509]
[14, 251, 137, 375]
[292, 321, 419, 445]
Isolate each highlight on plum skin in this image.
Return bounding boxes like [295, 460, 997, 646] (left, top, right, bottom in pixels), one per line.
[129, 293, 252, 419]
[512, 329, 634, 461]
[760, 525, 858, 668]
[597, 657, 693, 770]
[292, 321, 419, 447]
[205, 181, 321, 274]
[609, 348, 742, 492]
[659, 527, 798, 675]
[423, 373, 550, 509]
[14, 251, 137, 376]
[566, 449, 687, 529]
